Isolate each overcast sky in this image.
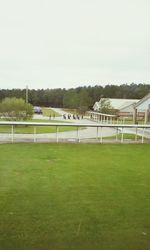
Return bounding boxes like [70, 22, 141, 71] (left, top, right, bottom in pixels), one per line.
[0, 0, 150, 89]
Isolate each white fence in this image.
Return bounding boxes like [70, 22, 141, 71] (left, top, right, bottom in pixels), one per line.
[0, 121, 150, 144]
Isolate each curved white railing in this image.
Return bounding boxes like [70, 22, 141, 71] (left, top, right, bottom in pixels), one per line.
[0, 121, 150, 144]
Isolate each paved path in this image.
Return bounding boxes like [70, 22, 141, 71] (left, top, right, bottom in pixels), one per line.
[41, 107, 117, 138]
[41, 107, 96, 124]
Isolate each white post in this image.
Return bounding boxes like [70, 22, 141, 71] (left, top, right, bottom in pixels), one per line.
[11, 125, 14, 143]
[26, 85, 28, 104]
[56, 126, 59, 143]
[135, 127, 138, 142]
[144, 110, 148, 124]
[96, 127, 99, 140]
[100, 127, 103, 143]
[34, 127, 36, 143]
[116, 128, 118, 142]
[103, 116, 105, 123]
[76, 126, 80, 142]
[121, 127, 124, 143]
[142, 128, 145, 144]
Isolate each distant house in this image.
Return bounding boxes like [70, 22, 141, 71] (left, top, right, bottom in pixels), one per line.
[93, 98, 139, 117]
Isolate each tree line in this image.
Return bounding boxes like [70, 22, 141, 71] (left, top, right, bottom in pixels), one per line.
[0, 83, 150, 111]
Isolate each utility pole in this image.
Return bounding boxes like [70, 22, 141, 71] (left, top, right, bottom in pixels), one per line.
[26, 85, 28, 103]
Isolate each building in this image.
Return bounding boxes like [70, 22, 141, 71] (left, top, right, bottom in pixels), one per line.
[133, 93, 150, 123]
[118, 103, 137, 117]
[93, 94, 150, 123]
[93, 98, 139, 117]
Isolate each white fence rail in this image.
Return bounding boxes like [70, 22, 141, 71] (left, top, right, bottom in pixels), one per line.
[0, 121, 150, 144]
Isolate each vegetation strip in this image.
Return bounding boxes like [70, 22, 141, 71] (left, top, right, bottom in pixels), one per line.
[0, 144, 149, 250]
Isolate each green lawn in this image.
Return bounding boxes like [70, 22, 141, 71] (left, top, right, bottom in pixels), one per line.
[104, 133, 142, 140]
[0, 144, 150, 250]
[42, 108, 60, 117]
[116, 119, 150, 125]
[0, 119, 78, 134]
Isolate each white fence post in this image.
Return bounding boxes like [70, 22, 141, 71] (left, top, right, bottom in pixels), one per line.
[11, 125, 14, 143]
[56, 126, 59, 143]
[0, 122, 150, 144]
[142, 128, 145, 144]
[97, 127, 99, 140]
[76, 127, 80, 142]
[121, 127, 124, 143]
[100, 127, 103, 143]
[116, 127, 118, 142]
[135, 127, 138, 142]
[34, 127, 36, 143]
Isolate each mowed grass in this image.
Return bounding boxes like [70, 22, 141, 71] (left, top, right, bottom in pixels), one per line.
[0, 144, 150, 250]
[105, 133, 143, 140]
[0, 119, 76, 134]
[42, 108, 60, 117]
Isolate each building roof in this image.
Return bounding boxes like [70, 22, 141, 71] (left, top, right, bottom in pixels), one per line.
[119, 102, 135, 111]
[97, 98, 139, 110]
[135, 93, 150, 108]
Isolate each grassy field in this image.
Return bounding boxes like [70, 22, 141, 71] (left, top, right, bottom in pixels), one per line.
[116, 119, 150, 125]
[0, 144, 150, 250]
[42, 108, 60, 117]
[105, 133, 143, 140]
[0, 119, 78, 134]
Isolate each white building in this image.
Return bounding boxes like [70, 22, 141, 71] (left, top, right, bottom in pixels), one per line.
[134, 93, 150, 123]
[93, 98, 139, 117]
[93, 94, 150, 123]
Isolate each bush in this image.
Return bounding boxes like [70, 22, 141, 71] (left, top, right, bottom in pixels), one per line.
[0, 97, 33, 121]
